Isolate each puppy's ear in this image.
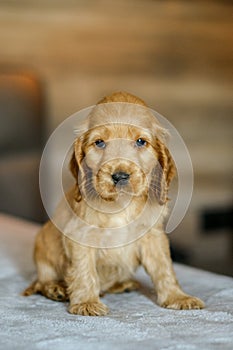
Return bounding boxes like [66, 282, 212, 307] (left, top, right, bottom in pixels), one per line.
[69, 138, 84, 202]
[164, 146, 176, 188]
[151, 137, 176, 205]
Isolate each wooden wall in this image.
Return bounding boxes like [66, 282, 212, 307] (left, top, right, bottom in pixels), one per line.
[0, 0, 232, 273]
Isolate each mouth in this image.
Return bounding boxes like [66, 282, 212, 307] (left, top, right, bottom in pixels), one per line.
[114, 179, 128, 187]
[96, 181, 133, 202]
[95, 168, 147, 201]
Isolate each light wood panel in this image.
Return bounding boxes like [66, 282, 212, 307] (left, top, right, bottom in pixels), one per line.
[0, 0, 232, 272]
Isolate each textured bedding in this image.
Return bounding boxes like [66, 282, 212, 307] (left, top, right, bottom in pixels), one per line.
[0, 213, 232, 350]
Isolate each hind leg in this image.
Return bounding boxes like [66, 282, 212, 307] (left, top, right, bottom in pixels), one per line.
[22, 221, 67, 302]
[22, 280, 42, 296]
[23, 263, 67, 302]
[23, 280, 67, 301]
[41, 280, 67, 301]
[107, 279, 140, 294]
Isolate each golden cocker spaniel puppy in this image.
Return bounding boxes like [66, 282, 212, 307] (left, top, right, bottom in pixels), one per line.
[23, 92, 204, 316]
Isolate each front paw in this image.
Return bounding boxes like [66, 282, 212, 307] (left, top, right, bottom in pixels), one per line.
[69, 302, 109, 316]
[161, 294, 204, 310]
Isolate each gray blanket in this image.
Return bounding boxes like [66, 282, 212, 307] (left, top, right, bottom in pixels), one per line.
[0, 214, 232, 350]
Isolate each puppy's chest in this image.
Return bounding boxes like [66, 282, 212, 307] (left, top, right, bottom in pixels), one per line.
[96, 246, 138, 277]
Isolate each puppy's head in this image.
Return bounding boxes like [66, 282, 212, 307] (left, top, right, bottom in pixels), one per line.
[70, 92, 175, 205]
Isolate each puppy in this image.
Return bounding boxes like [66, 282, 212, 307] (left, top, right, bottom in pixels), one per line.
[23, 92, 204, 316]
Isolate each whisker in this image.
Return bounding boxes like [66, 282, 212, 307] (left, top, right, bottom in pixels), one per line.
[78, 177, 93, 188]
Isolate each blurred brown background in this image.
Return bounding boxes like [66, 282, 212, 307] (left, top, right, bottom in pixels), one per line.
[0, 0, 232, 275]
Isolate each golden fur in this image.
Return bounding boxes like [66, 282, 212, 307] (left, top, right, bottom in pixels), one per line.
[23, 92, 204, 316]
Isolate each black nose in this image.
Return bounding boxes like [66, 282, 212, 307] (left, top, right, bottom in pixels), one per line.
[112, 172, 130, 185]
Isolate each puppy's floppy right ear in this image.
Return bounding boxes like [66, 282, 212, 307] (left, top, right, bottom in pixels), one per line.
[69, 138, 84, 202]
[150, 127, 176, 205]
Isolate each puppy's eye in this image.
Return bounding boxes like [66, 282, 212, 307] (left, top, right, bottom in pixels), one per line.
[94, 139, 106, 149]
[135, 138, 147, 147]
